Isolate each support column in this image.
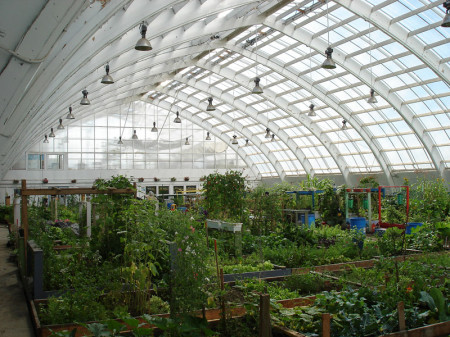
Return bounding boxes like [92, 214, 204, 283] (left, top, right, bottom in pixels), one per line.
[14, 197, 21, 229]
[86, 195, 92, 238]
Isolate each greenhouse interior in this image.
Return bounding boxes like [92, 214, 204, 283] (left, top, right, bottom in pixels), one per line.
[0, 0, 449, 336]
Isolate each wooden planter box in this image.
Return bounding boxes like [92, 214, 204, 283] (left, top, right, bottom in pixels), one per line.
[29, 296, 316, 337]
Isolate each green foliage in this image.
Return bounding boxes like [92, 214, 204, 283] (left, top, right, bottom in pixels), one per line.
[409, 178, 449, 223]
[0, 205, 13, 223]
[381, 196, 407, 224]
[283, 273, 330, 295]
[319, 185, 345, 226]
[144, 314, 215, 337]
[378, 227, 404, 256]
[203, 170, 246, 221]
[358, 176, 379, 188]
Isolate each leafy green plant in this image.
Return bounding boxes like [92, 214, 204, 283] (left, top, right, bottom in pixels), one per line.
[378, 227, 404, 256]
[409, 178, 449, 223]
[203, 170, 246, 222]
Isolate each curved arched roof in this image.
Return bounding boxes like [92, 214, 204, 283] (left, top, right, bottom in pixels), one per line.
[0, 0, 448, 182]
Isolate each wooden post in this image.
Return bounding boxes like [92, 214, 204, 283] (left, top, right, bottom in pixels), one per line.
[205, 220, 209, 247]
[21, 180, 28, 269]
[322, 313, 331, 337]
[214, 239, 220, 287]
[397, 301, 406, 331]
[258, 293, 272, 337]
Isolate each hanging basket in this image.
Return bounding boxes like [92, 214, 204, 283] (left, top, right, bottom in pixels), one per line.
[138, 178, 144, 182]
[71, 179, 77, 183]
[42, 178, 49, 184]
[363, 199, 369, 210]
[348, 199, 354, 208]
[184, 177, 189, 181]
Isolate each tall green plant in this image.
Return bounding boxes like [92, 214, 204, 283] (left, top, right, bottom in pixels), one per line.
[203, 170, 246, 221]
[409, 178, 449, 222]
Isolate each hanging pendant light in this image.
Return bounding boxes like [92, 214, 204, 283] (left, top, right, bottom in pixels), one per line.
[135, 22, 152, 51]
[206, 97, 215, 111]
[367, 89, 378, 104]
[265, 128, 271, 138]
[118, 136, 123, 145]
[245, 139, 249, 146]
[252, 77, 263, 94]
[308, 104, 316, 117]
[205, 131, 211, 140]
[49, 128, 55, 138]
[271, 134, 275, 142]
[66, 106, 75, 119]
[232, 135, 238, 144]
[132, 130, 138, 140]
[185, 137, 190, 145]
[80, 89, 90, 105]
[322, 47, 336, 69]
[151, 122, 158, 132]
[174, 111, 181, 123]
[57, 118, 65, 130]
[442, 1, 450, 27]
[341, 120, 348, 130]
[43, 135, 49, 143]
[101, 64, 114, 84]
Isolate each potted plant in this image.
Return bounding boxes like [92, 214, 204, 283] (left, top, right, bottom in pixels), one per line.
[138, 177, 144, 182]
[13, 179, 19, 184]
[184, 177, 189, 181]
[42, 178, 49, 184]
[154, 177, 160, 182]
[71, 179, 77, 183]
[171, 177, 176, 182]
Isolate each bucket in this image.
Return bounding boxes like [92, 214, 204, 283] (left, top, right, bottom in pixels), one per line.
[406, 222, 423, 235]
[300, 213, 315, 227]
[350, 217, 366, 234]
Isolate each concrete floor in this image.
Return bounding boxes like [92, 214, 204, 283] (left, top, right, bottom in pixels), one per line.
[0, 224, 35, 337]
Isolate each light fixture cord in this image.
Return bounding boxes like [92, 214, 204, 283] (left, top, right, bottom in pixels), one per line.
[369, 22, 373, 87]
[326, 0, 330, 46]
[120, 101, 132, 139]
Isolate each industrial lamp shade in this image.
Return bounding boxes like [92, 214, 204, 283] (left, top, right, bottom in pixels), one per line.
[265, 128, 271, 138]
[80, 89, 90, 105]
[342, 120, 348, 130]
[43, 135, 49, 143]
[205, 131, 211, 140]
[151, 122, 158, 132]
[66, 106, 75, 119]
[174, 111, 181, 123]
[57, 118, 65, 130]
[367, 89, 378, 104]
[308, 103, 316, 117]
[245, 139, 249, 146]
[49, 128, 55, 138]
[252, 77, 263, 94]
[118, 136, 123, 145]
[135, 22, 152, 51]
[185, 137, 190, 145]
[206, 97, 215, 111]
[132, 130, 138, 140]
[443, 13, 450, 27]
[101, 64, 114, 84]
[442, 1, 450, 27]
[321, 47, 336, 69]
[271, 134, 275, 142]
[232, 135, 238, 144]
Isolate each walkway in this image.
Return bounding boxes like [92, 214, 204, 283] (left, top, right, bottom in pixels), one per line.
[0, 224, 35, 337]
